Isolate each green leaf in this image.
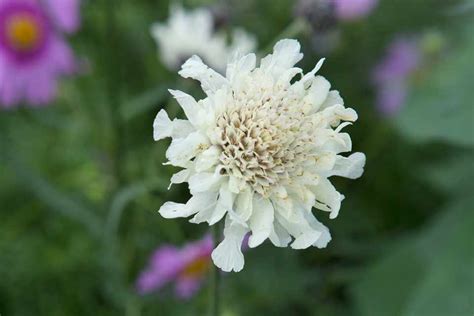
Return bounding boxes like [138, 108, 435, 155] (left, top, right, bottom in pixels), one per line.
[424, 151, 474, 196]
[395, 29, 474, 146]
[351, 195, 474, 316]
[3, 155, 102, 237]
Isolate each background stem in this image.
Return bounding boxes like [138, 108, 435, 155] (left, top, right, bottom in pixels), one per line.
[210, 225, 221, 316]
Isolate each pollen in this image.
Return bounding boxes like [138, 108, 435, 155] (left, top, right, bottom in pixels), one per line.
[6, 14, 41, 52]
[181, 257, 210, 278]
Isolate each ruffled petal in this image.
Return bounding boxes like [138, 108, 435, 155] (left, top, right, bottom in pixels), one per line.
[153, 109, 194, 141]
[194, 146, 221, 172]
[179, 55, 228, 94]
[304, 76, 331, 112]
[159, 192, 218, 219]
[274, 206, 330, 249]
[269, 219, 291, 247]
[320, 90, 344, 110]
[300, 58, 326, 87]
[211, 216, 249, 272]
[261, 39, 303, 78]
[323, 152, 366, 179]
[168, 89, 203, 127]
[234, 187, 253, 222]
[248, 195, 274, 248]
[166, 131, 209, 167]
[169, 169, 191, 187]
[314, 129, 352, 154]
[311, 178, 344, 219]
[208, 185, 235, 225]
[188, 171, 223, 194]
[226, 53, 257, 83]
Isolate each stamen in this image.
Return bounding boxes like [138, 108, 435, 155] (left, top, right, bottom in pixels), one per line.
[6, 14, 41, 52]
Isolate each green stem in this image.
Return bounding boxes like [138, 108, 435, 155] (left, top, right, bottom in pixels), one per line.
[210, 225, 221, 316]
[104, 0, 125, 189]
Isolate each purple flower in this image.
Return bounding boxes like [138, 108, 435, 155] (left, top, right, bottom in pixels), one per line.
[136, 235, 214, 299]
[334, 0, 378, 21]
[0, 0, 80, 108]
[372, 37, 421, 115]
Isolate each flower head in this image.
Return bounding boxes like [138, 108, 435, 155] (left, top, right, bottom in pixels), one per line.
[0, 0, 80, 108]
[334, 0, 378, 21]
[372, 37, 421, 115]
[154, 39, 365, 272]
[296, 0, 339, 55]
[136, 235, 213, 299]
[150, 4, 256, 72]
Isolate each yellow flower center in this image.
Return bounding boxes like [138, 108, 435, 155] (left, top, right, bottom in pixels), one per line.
[6, 14, 41, 52]
[181, 257, 210, 278]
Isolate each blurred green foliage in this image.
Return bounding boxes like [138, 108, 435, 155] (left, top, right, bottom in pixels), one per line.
[0, 0, 472, 315]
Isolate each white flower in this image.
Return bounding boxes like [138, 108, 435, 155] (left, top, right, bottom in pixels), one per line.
[150, 4, 256, 72]
[154, 39, 366, 272]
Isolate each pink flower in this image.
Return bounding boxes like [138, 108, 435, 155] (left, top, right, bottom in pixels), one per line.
[334, 0, 378, 21]
[0, 0, 80, 108]
[136, 235, 214, 299]
[372, 37, 421, 115]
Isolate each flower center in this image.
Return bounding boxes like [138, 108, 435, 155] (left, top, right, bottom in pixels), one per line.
[5, 14, 41, 52]
[181, 257, 210, 278]
[216, 96, 313, 196]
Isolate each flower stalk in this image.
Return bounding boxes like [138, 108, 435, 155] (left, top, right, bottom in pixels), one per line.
[210, 224, 221, 316]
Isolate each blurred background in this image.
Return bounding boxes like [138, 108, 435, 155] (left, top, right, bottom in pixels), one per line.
[0, 0, 473, 315]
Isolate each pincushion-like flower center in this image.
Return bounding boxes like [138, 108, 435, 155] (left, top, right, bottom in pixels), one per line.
[216, 95, 313, 196]
[5, 14, 41, 52]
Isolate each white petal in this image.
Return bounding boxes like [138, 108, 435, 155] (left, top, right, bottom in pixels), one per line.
[261, 39, 303, 78]
[166, 131, 209, 167]
[272, 196, 294, 220]
[179, 55, 228, 94]
[228, 175, 245, 194]
[277, 67, 303, 88]
[169, 169, 191, 187]
[320, 104, 358, 127]
[291, 230, 322, 249]
[314, 129, 352, 154]
[208, 185, 235, 225]
[153, 109, 195, 141]
[153, 109, 172, 141]
[226, 53, 257, 83]
[313, 152, 337, 172]
[189, 206, 214, 224]
[311, 178, 343, 219]
[323, 152, 366, 179]
[334, 106, 358, 123]
[303, 211, 331, 248]
[194, 146, 221, 172]
[248, 195, 274, 248]
[234, 187, 253, 222]
[300, 58, 325, 87]
[188, 171, 223, 194]
[158, 202, 193, 218]
[269, 219, 291, 247]
[320, 90, 344, 110]
[274, 207, 330, 249]
[305, 76, 331, 112]
[168, 89, 202, 126]
[211, 216, 249, 272]
[158, 192, 217, 219]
